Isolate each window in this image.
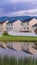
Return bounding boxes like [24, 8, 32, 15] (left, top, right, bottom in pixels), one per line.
[27, 27, 29, 30]
[27, 22, 29, 25]
[10, 28, 12, 30]
[24, 43, 25, 45]
[1, 28, 3, 30]
[27, 44, 29, 46]
[6, 28, 8, 31]
[24, 27, 25, 29]
[10, 23, 12, 26]
[6, 23, 10, 26]
[21, 23, 24, 26]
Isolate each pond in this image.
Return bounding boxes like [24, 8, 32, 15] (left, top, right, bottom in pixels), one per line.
[0, 42, 37, 58]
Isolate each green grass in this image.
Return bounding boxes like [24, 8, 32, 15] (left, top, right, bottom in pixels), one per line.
[0, 35, 37, 42]
[0, 56, 37, 65]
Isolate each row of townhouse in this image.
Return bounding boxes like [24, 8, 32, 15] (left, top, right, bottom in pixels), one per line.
[0, 18, 37, 33]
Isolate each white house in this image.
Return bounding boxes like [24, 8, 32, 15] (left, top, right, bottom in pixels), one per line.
[21, 21, 30, 32]
[6, 21, 13, 31]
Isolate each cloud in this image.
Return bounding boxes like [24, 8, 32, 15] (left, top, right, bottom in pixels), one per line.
[4, 0, 36, 3]
[7, 9, 37, 16]
[0, 0, 37, 16]
[27, 9, 37, 13]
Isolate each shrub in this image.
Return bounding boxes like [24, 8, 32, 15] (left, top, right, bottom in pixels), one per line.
[3, 31, 9, 35]
[34, 29, 37, 34]
[34, 42, 37, 49]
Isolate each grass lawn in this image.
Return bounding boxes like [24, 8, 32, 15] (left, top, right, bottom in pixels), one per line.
[0, 35, 37, 42]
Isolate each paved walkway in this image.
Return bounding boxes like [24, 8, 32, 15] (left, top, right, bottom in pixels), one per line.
[8, 31, 37, 36]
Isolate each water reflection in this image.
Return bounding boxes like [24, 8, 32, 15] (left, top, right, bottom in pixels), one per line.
[0, 42, 37, 58]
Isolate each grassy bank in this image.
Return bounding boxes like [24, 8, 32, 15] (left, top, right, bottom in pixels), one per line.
[0, 35, 37, 42]
[0, 56, 37, 65]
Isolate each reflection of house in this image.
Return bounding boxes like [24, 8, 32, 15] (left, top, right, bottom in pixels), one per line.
[21, 42, 35, 51]
[12, 42, 35, 52]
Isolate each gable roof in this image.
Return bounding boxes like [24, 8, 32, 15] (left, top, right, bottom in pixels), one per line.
[21, 18, 33, 22]
[0, 18, 37, 24]
[32, 24, 37, 27]
[0, 20, 6, 24]
[8, 20, 17, 23]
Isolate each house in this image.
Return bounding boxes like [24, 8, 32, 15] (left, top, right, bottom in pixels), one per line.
[29, 18, 37, 27]
[0, 22, 3, 32]
[12, 20, 22, 32]
[20, 20, 30, 32]
[32, 24, 37, 32]
[6, 20, 30, 32]
[6, 20, 22, 32]
[20, 18, 37, 32]
[29, 18, 37, 32]
[6, 18, 37, 32]
[6, 20, 15, 31]
[0, 20, 8, 33]
[0, 18, 37, 33]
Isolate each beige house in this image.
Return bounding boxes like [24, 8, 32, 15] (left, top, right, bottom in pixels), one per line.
[0, 21, 8, 32]
[6, 20, 30, 32]
[13, 20, 22, 32]
[6, 21, 13, 31]
[0, 18, 37, 33]
[29, 18, 37, 27]
[29, 18, 37, 32]
[32, 24, 37, 32]
[21, 18, 37, 32]
[6, 18, 37, 32]
[0, 22, 3, 32]
[21, 21, 30, 32]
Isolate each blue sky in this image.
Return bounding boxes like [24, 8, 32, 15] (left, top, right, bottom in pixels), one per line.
[0, 0, 37, 16]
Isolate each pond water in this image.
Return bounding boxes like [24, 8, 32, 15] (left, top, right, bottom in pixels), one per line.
[0, 42, 37, 58]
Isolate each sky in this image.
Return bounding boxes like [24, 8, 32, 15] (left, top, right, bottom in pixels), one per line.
[0, 0, 37, 16]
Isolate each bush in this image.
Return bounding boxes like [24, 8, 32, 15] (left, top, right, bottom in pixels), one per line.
[3, 31, 9, 35]
[34, 42, 37, 49]
[34, 29, 37, 34]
